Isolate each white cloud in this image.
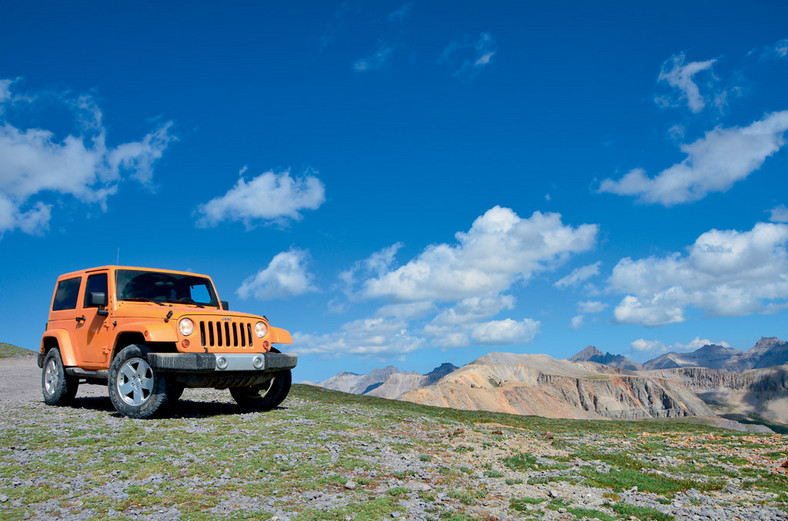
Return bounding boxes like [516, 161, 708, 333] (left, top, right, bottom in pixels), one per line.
[237, 248, 317, 300]
[769, 205, 788, 223]
[0, 80, 175, 236]
[656, 53, 717, 113]
[292, 317, 424, 357]
[422, 295, 519, 348]
[631, 336, 730, 354]
[610, 222, 788, 326]
[362, 206, 598, 302]
[340, 242, 403, 297]
[442, 32, 497, 81]
[196, 169, 325, 228]
[430, 295, 515, 325]
[555, 261, 601, 289]
[353, 41, 394, 72]
[578, 300, 607, 313]
[470, 318, 540, 346]
[0, 79, 12, 104]
[375, 301, 435, 319]
[762, 38, 788, 60]
[599, 111, 788, 206]
[570, 315, 584, 330]
[388, 3, 412, 22]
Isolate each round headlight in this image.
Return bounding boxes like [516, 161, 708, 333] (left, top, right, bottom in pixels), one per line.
[254, 321, 268, 338]
[179, 318, 194, 336]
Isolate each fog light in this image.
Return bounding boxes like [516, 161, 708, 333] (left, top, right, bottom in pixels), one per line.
[253, 355, 264, 369]
[216, 356, 228, 370]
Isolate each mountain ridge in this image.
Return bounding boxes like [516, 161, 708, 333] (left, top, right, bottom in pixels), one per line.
[315, 337, 787, 429]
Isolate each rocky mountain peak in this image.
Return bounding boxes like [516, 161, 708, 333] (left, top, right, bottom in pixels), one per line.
[749, 337, 784, 355]
[570, 345, 604, 362]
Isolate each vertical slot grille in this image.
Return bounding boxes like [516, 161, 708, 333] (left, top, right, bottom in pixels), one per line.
[197, 320, 254, 348]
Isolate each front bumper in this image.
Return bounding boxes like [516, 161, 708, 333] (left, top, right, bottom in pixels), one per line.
[147, 352, 297, 373]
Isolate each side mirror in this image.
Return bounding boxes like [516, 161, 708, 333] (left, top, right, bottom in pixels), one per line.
[90, 292, 109, 316]
[221, 300, 229, 310]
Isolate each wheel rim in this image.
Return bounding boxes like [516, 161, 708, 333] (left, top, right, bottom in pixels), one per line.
[44, 358, 59, 396]
[116, 357, 155, 406]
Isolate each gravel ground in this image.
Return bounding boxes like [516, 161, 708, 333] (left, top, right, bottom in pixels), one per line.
[1, 355, 787, 521]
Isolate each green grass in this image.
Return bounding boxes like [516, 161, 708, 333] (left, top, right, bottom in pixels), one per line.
[566, 506, 616, 521]
[0, 342, 35, 358]
[502, 452, 539, 471]
[510, 497, 546, 511]
[612, 502, 674, 521]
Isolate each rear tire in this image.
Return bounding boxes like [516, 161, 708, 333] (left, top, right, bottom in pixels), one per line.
[108, 344, 169, 419]
[230, 370, 291, 411]
[42, 348, 78, 406]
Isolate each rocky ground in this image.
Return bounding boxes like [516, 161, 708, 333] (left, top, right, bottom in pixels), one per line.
[1, 356, 787, 520]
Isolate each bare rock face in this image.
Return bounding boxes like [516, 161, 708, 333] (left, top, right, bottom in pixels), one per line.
[650, 365, 788, 425]
[318, 363, 460, 399]
[401, 352, 714, 420]
[642, 337, 788, 372]
[317, 366, 402, 394]
[569, 345, 642, 371]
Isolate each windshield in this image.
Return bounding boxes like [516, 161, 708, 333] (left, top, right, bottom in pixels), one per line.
[115, 270, 220, 307]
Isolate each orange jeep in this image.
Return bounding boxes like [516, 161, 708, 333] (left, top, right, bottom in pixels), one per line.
[38, 265, 297, 418]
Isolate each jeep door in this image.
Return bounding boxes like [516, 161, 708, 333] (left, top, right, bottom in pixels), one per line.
[48, 275, 84, 365]
[76, 271, 111, 367]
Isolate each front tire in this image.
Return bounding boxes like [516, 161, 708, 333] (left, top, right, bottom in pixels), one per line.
[230, 370, 291, 411]
[108, 344, 169, 419]
[42, 348, 78, 406]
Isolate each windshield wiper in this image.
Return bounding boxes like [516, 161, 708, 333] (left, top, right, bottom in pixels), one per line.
[121, 297, 165, 306]
[163, 298, 205, 308]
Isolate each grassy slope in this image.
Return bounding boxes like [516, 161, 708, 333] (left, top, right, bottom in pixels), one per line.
[0, 342, 36, 358]
[0, 384, 786, 520]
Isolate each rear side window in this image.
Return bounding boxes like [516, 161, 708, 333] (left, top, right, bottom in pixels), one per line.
[52, 277, 82, 311]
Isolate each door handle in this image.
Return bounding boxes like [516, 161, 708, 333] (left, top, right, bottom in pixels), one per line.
[75, 316, 86, 323]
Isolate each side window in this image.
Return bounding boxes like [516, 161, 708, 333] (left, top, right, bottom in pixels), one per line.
[83, 273, 108, 308]
[52, 278, 82, 311]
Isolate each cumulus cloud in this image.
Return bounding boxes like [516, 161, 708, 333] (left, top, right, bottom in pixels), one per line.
[554, 262, 601, 289]
[0, 79, 175, 237]
[340, 242, 403, 290]
[423, 295, 520, 348]
[656, 53, 717, 113]
[470, 318, 540, 346]
[362, 206, 598, 302]
[441, 32, 497, 81]
[599, 111, 788, 206]
[769, 205, 788, 223]
[609, 222, 788, 326]
[631, 336, 730, 354]
[292, 317, 424, 357]
[353, 41, 394, 72]
[237, 248, 317, 300]
[578, 300, 607, 313]
[312, 207, 592, 356]
[196, 169, 325, 228]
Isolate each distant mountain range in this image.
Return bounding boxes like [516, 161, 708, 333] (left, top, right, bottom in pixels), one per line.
[315, 337, 788, 430]
[318, 363, 459, 399]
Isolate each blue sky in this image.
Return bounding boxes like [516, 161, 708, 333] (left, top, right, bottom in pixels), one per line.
[1, 1, 788, 383]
